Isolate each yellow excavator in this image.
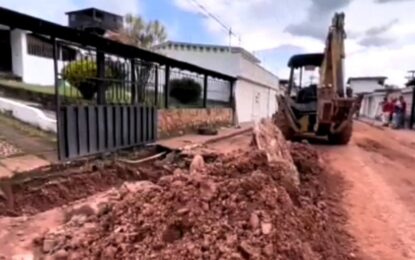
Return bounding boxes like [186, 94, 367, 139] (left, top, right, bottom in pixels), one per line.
[274, 13, 355, 144]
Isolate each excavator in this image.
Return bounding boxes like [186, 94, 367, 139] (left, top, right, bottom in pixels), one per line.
[274, 13, 355, 144]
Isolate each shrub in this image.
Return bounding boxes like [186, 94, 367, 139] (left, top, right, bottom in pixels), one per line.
[62, 60, 115, 100]
[169, 78, 202, 104]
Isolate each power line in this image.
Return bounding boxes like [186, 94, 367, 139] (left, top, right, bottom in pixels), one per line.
[187, 0, 241, 46]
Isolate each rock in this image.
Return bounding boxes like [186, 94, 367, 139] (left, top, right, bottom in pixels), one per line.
[102, 246, 117, 259]
[43, 238, 56, 253]
[53, 249, 68, 260]
[199, 179, 217, 202]
[238, 241, 259, 258]
[263, 244, 273, 256]
[261, 222, 272, 235]
[177, 207, 189, 214]
[301, 139, 309, 144]
[230, 252, 243, 260]
[173, 168, 184, 176]
[164, 152, 176, 164]
[225, 234, 237, 246]
[249, 212, 259, 229]
[349, 252, 356, 258]
[189, 155, 205, 174]
[0, 188, 6, 200]
[16, 230, 24, 236]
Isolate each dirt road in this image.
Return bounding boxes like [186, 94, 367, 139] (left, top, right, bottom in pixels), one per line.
[321, 122, 415, 260]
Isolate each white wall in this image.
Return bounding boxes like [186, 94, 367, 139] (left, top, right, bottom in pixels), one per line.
[0, 97, 56, 132]
[10, 29, 25, 77]
[238, 57, 279, 91]
[350, 79, 383, 94]
[235, 79, 278, 123]
[23, 55, 64, 86]
[9, 30, 64, 86]
[160, 48, 239, 77]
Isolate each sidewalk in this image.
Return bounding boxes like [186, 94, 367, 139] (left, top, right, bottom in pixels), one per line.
[157, 122, 253, 151]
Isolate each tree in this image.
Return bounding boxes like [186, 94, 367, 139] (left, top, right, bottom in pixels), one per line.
[120, 14, 167, 49]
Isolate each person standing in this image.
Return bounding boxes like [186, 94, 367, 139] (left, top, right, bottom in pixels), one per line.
[381, 97, 391, 126]
[399, 95, 407, 128]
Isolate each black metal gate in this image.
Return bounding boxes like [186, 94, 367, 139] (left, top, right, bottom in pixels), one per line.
[54, 41, 158, 160]
[57, 105, 156, 160]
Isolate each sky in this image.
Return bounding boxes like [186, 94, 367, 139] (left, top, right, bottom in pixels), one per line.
[1, 0, 415, 85]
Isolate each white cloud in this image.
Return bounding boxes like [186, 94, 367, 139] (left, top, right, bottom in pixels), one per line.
[174, 0, 415, 85]
[0, 0, 141, 25]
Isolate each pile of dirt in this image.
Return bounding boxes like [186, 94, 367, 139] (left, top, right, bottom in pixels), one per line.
[33, 123, 358, 259]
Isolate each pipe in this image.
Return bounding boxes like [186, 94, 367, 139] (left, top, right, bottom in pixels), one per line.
[118, 151, 167, 165]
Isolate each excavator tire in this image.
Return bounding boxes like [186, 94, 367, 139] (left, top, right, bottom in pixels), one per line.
[328, 121, 353, 145]
[274, 110, 296, 141]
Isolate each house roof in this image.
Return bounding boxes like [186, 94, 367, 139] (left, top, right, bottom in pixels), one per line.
[406, 78, 415, 87]
[347, 76, 387, 84]
[65, 8, 122, 19]
[287, 53, 324, 68]
[154, 41, 260, 63]
[0, 7, 235, 82]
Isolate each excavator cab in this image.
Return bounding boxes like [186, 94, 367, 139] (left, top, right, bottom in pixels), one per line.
[286, 53, 323, 132]
[275, 13, 356, 144]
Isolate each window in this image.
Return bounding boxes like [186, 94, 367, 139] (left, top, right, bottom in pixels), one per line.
[26, 34, 76, 61]
[61, 47, 76, 61]
[70, 14, 75, 22]
[27, 34, 53, 59]
[95, 11, 103, 21]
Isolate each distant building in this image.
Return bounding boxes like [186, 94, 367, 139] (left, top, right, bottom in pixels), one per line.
[0, 8, 123, 86]
[154, 41, 280, 123]
[66, 8, 123, 35]
[347, 76, 387, 95]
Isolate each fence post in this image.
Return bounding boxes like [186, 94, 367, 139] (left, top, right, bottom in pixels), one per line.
[164, 65, 170, 108]
[96, 51, 106, 104]
[131, 59, 136, 104]
[230, 80, 237, 125]
[410, 86, 415, 129]
[154, 65, 159, 107]
[52, 37, 62, 160]
[203, 74, 208, 108]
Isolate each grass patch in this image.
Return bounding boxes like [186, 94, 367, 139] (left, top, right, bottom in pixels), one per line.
[0, 112, 56, 143]
[0, 79, 81, 98]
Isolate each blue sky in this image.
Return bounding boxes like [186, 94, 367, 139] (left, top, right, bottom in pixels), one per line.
[1, 0, 415, 84]
[140, 0, 220, 45]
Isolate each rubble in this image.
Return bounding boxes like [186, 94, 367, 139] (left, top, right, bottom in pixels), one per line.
[33, 121, 357, 259]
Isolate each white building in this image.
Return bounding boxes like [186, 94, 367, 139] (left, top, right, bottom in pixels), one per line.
[348, 76, 387, 95]
[154, 41, 280, 123]
[0, 27, 72, 86]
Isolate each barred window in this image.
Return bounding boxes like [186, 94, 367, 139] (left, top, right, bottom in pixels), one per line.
[27, 34, 53, 59]
[26, 34, 76, 61]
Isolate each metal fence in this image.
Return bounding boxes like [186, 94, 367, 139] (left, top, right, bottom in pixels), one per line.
[53, 40, 234, 160]
[0, 7, 236, 161]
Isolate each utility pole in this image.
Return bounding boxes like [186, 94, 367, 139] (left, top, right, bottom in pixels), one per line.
[407, 70, 415, 129]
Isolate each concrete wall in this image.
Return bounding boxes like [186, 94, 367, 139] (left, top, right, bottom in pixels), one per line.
[350, 79, 383, 94]
[158, 108, 233, 138]
[0, 97, 56, 132]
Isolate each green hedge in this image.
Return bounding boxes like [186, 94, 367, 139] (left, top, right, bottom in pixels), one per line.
[169, 78, 202, 104]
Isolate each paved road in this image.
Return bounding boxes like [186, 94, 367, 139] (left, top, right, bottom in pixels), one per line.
[320, 122, 415, 260]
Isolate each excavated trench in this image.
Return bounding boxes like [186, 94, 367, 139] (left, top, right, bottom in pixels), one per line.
[0, 146, 179, 217]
